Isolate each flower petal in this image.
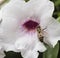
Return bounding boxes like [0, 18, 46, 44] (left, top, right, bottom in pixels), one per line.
[15, 32, 46, 57]
[24, 0, 48, 14]
[0, 47, 5, 58]
[15, 32, 39, 50]
[46, 18, 60, 37]
[40, 1, 54, 28]
[0, 17, 20, 43]
[1, 0, 50, 25]
[23, 50, 39, 58]
[33, 42, 46, 52]
[44, 37, 60, 47]
[1, 0, 26, 20]
[0, 40, 18, 52]
[44, 18, 60, 47]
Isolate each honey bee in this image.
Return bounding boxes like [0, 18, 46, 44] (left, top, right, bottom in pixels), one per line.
[37, 26, 45, 42]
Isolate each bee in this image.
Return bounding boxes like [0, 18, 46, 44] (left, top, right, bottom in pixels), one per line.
[37, 26, 45, 42]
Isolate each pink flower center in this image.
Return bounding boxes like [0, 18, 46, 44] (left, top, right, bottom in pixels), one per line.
[23, 20, 39, 31]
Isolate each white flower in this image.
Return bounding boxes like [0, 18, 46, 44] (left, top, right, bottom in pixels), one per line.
[0, 0, 60, 58]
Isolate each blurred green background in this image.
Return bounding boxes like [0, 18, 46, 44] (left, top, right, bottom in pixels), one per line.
[51, 0, 60, 58]
[51, 0, 60, 18]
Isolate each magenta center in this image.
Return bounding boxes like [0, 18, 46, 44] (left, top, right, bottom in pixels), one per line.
[23, 20, 39, 30]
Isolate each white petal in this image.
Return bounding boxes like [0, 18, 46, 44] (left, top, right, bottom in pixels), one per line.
[15, 32, 39, 57]
[44, 37, 60, 47]
[0, 17, 19, 43]
[0, 13, 27, 44]
[40, 1, 54, 29]
[24, 50, 39, 58]
[46, 18, 60, 37]
[25, 0, 48, 14]
[1, 0, 26, 21]
[0, 40, 17, 52]
[1, 0, 50, 26]
[44, 18, 60, 47]
[15, 32, 46, 57]
[15, 32, 39, 50]
[34, 42, 46, 52]
[3, 44, 17, 52]
[0, 48, 5, 58]
[1, 0, 29, 27]
[18, 42, 46, 57]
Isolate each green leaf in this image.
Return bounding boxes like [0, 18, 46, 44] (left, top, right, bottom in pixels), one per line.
[57, 17, 60, 22]
[43, 42, 59, 58]
[55, 0, 60, 6]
